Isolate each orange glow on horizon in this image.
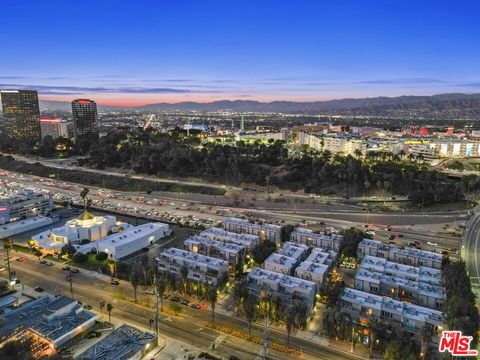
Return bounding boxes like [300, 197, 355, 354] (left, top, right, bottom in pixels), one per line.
[39, 93, 339, 107]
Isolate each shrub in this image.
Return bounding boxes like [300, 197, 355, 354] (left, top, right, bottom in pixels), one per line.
[72, 252, 88, 263]
[95, 252, 108, 261]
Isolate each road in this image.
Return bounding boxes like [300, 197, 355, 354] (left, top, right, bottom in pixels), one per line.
[461, 211, 480, 301]
[9, 254, 362, 360]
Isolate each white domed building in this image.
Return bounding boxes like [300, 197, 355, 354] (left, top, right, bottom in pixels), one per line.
[32, 210, 124, 254]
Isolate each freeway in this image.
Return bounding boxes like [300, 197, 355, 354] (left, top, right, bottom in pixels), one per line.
[1, 168, 467, 230]
[9, 254, 362, 360]
[461, 211, 480, 301]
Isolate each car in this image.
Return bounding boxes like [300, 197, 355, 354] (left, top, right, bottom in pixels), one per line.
[110, 280, 120, 285]
[46, 262, 54, 266]
[190, 303, 201, 309]
[145, 289, 156, 295]
[10, 278, 20, 285]
[170, 296, 180, 302]
[70, 268, 80, 274]
[16, 257, 25, 262]
[0, 267, 6, 272]
[34, 286, 44, 292]
[62, 266, 71, 271]
[180, 299, 190, 306]
[40, 260, 47, 265]
[83, 304, 93, 310]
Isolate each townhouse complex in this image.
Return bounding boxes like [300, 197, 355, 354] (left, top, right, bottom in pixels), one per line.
[156, 247, 229, 287]
[223, 217, 282, 244]
[247, 267, 317, 313]
[354, 255, 446, 310]
[358, 239, 444, 269]
[289, 227, 341, 251]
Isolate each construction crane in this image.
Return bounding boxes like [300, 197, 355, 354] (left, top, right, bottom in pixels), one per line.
[143, 114, 156, 130]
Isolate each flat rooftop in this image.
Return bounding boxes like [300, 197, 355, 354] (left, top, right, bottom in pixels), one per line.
[201, 227, 260, 246]
[342, 287, 443, 324]
[357, 256, 445, 299]
[184, 235, 245, 254]
[248, 267, 316, 292]
[157, 247, 229, 269]
[264, 253, 296, 268]
[0, 295, 96, 344]
[0, 216, 52, 232]
[277, 241, 308, 260]
[77, 324, 156, 360]
[359, 239, 443, 262]
[95, 222, 168, 246]
[224, 217, 282, 230]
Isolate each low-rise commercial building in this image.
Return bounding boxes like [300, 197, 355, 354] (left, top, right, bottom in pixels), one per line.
[77, 324, 157, 360]
[0, 295, 97, 356]
[295, 248, 338, 285]
[358, 239, 444, 269]
[355, 256, 446, 310]
[0, 215, 54, 240]
[247, 267, 316, 313]
[0, 190, 54, 224]
[200, 227, 260, 250]
[289, 227, 341, 251]
[75, 222, 170, 261]
[340, 287, 444, 342]
[156, 248, 229, 286]
[223, 217, 282, 244]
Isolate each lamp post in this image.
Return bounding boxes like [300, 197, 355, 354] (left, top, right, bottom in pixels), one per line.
[260, 289, 270, 360]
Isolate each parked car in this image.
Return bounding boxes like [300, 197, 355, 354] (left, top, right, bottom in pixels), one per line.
[83, 304, 93, 310]
[110, 280, 120, 285]
[190, 303, 201, 309]
[16, 257, 25, 262]
[34, 286, 44, 292]
[145, 289, 156, 295]
[87, 331, 101, 339]
[180, 299, 190, 306]
[46, 262, 54, 266]
[70, 268, 80, 274]
[62, 266, 71, 271]
[0, 267, 6, 272]
[170, 295, 180, 302]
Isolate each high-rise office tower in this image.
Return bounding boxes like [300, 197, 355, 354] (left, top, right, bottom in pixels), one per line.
[71, 99, 99, 142]
[0, 90, 41, 141]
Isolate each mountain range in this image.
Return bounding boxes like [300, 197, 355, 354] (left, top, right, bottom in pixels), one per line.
[37, 93, 480, 117]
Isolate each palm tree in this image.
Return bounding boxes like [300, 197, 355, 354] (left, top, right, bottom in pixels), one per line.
[231, 279, 247, 315]
[367, 318, 381, 356]
[106, 303, 113, 323]
[420, 324, 434, 358]
[244, 294, 257, 337]
[207, 286, 218, 326]
[285, 304, 297, 347]
[156, 274, 167, 312]
[180, 265, 189, 297]
[129, 261, 142, 302]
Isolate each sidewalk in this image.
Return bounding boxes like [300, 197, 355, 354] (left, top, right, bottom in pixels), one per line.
[214, 300, 371, 359]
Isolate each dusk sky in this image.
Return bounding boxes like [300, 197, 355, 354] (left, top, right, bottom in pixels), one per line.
[1, 0, 480, 106]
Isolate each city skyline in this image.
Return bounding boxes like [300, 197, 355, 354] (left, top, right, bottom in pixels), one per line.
[1, 0, 480, 106]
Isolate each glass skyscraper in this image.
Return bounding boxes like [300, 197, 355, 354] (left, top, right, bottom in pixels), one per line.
[72, 99, 99, 143]
[0, 90, 41, 141]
